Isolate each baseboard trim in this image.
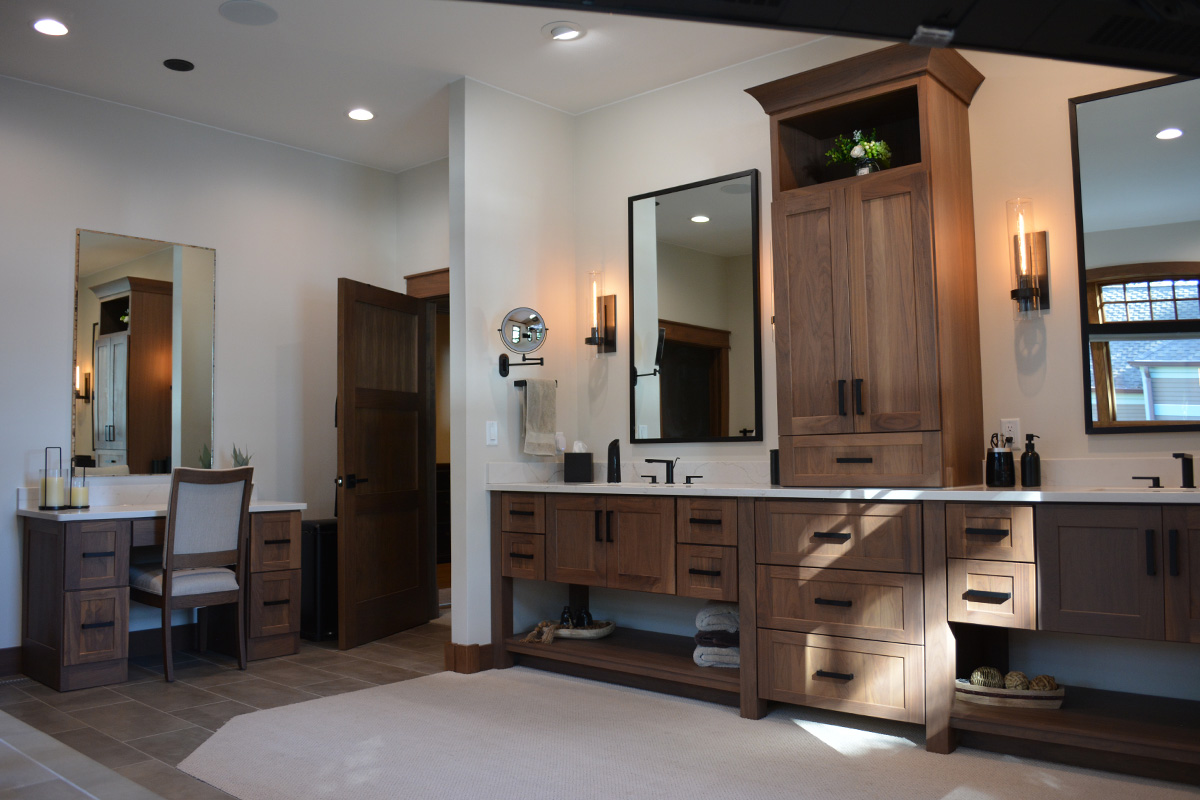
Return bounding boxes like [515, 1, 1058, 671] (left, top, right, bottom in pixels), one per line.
[0, 646, 20, 676]
[443, 642, 493, 674]
[128, 623, 198, 658]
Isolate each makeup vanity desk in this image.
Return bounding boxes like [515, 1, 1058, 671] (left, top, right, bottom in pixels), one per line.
[17, 496, 306, 692]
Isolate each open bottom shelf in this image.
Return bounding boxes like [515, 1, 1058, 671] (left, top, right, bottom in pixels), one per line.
[507, 627, 739, 694]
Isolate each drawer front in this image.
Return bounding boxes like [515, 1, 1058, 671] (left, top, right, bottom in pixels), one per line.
[677, 544, 737, 602]
[501, 493, 546, 534]
[502, 532, 545, 580]
[947, 558, 1036, 630]
[64, 587, 129, 666]
[778, 432, 942, 488]
[94, 450, 126, 467]
[757, 565, 924, 644]
[755, 500, 922, 573]
[947, 504, 1034, 562]
[64, 521, 130, 591]
[130, 518, 165, 548]
[250, 512, 302, 573]
[757, 629, 924, 723]
[249, 570, 301, 638]
[676, 498, 738, 546]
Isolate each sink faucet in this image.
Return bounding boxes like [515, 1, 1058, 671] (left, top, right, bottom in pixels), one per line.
[1174, 452, 1195, 489]
[644, 458, 679, 485]
[1133, 475, 1162, 489]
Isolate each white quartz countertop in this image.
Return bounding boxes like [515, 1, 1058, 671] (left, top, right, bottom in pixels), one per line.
[16, 500, 306, 522]
[486, 481, 1200, 504]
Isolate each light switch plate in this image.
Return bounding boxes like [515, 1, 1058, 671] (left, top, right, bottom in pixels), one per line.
[485, 420, 498, 446]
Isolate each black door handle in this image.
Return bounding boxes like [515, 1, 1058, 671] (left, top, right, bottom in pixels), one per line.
[963, 589, 1011, 602]
[688, 518, 722, 526]
[82, 551, 116, 559]
[509, 552, 535, 560]
[508, 509, 535, 516]
[838, 380, 847, 416]
[836, 457, 873, 464]
[81, 621, 115, 630]
[688, 568, 722, 577]
[813, 531, 852, 542]
[263, 599, 290, 606]
[814, 597, 853, 608]
[964, 527, 1008, 537]
[854, 378, 864, 415]
[816, 670, 854, 681]
[1146, 529, 1157, 576]
[594, 510, 602, 543]
[345, 474, 369, 489]
[606, 511, 614, 543]
[1169, 529, 1180, 577]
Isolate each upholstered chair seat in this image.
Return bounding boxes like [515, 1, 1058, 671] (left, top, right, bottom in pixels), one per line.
[129, 565, 239, 596]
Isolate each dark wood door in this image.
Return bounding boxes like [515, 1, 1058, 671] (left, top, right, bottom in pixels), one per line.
[545, 494, 606, 586]
[772, 191, 853, 437]
[1036, 504, 1165, 639]
[846, 168, 938, 434]
[336, 278, 435, 649]
[1163, 505, 1200, 643]
[607, 496, 676, 594]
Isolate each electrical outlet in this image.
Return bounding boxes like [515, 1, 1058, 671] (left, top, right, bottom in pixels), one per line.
[1000, 418, 1020, 445]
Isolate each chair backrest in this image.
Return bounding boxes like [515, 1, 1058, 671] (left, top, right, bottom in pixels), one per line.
[164, 467, 254, 572]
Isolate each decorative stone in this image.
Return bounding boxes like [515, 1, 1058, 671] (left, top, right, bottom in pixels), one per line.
[1030, 674, 1058, 691]
[969, 666, 1004, 688]
[1004, 671, 1030, 690]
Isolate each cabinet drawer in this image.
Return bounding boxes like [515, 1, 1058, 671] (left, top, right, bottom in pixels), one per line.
[778, 432, 942, 488]
[64, 587, 129, 666]
[676, 498, 738, 546]
[947, 504, 1034, 562]
[249, 571, 301, 638]
[502, 532, 545, 580]
[250, 512, 301, 573]
[757, 629, 924, 723]
[501, 493, 545, 534]
[677, 545, 737, 602]
[947, 558, 1036, 630]
[757, 565, 924, 644]
[755, 500, 921, 573]
[64, 521, 130, 591]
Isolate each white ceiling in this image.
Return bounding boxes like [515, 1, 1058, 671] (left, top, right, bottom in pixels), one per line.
[77, 231, 178, 277]
[0, 0, 818, 173]
[651, 174, 754, 258]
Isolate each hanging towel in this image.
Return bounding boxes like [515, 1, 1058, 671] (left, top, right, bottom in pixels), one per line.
[521, 378, 557, 456]
[695, 603, 739, 633]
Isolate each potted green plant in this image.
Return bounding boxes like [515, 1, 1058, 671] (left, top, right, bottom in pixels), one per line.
[232, 444, 252, 467]
[825, 129, 892, 176]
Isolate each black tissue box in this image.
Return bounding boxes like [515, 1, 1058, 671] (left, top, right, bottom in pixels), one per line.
[564, 453, 594, 483]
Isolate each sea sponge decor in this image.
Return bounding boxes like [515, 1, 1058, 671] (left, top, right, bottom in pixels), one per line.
[970, 666, 1004, 688]
[1004, 671, 1030, 690]
[1030, 674, 1058, 691]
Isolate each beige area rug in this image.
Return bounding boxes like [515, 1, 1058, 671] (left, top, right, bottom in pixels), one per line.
[180, 667, 1194, 800]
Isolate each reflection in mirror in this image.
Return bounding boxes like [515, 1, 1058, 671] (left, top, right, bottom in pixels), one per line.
[629, 170, 761, 443]
[72, 231, 215, 473]
[1071, 78, 1200, 432]
[498, 307, 547, 354]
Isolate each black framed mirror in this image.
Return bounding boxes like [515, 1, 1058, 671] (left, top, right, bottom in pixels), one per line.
[1070, 77, 1200, 433]
[628, 169, 762, 443]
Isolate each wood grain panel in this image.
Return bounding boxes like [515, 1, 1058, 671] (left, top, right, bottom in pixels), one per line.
[676, 497, 737, 546]
[491, 492, 514, 669]
[64, 520, 130, 592]
[354, 408, 419, 494]
[737, 497, 767, 719]
[546, 494, 606, 586]
[403, 267, 449, 298]
[501, 493, 545, 534]
[250, 570, 301, 638]
[64, 587, 128, 666]
[608, 496, 675, 595]
[1163, 505, 1200, 643]
[757, 565, 924, 644]
[501, 532, 545, 581]
[126, 279, 173, 475]
[779, 432, 942, 487]
[948, 558, 1036, 630]
[354, 302, 418, 393]
[676, 545, 737, 602]
[946, 504, 1035, 562]
[250, 511, 301, 572]
[130, 517, 165, 548]
[922, 500, 956, 753]
[755, 499, 922, 573]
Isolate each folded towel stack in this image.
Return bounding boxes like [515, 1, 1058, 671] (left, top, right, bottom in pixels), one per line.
[693, 602, 739, 668]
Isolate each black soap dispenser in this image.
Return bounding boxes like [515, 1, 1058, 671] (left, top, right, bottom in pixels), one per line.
[607, 439, 622, 484]
[1020, 434, 1041, 488]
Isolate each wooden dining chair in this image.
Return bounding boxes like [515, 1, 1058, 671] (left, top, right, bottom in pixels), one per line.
[129, 467, 253, 681]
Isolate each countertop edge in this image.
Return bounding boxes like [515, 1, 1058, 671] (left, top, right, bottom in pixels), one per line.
[16, 500, 307, 522]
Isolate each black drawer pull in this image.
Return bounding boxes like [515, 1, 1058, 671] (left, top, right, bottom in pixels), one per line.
[1146, 529, 1157, 577]
[509, 509, 535, 516]
[688, 518, 723, 526]
[816, 669, 854, 681]
[688, 568, 722, 577]
[964, 527, 1008, 537]
[963, 589, 1011, 602]
[1169, 529, 1180, 577]
[82, 551, 116, 558]
[263, 599, 290, 607]
[264, 539, 290, 545]
[814, 597, 853, 608]
[836, 457, 873, 464]
[813, 531, 852, 541]
[509, 552, 535, 560]
[81, 621, 114, 630]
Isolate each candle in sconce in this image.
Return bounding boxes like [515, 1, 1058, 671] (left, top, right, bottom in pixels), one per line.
[42, 469, 65, 507]
[70, 476, 89, 507]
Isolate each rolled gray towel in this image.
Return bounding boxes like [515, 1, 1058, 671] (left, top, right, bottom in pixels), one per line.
[695, 603, 739, 632]
[693, 645, 740, 668]
[694, 629, 739, 648]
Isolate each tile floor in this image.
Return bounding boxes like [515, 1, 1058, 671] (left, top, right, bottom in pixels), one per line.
[0, 610, 449, 799]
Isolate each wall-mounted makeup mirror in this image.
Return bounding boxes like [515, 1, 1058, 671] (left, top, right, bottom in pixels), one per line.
[71, 230, 215, 473]
[498, 307, 547, 354]
[1071, 78, 1200, 433]
[629, 170, 762, 443]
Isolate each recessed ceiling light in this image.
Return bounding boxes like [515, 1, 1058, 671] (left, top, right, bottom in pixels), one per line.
[691, 215, 710, 224]
[164, 59, 195, 72]
[348, 108, 374, 121]
[218, 0, 278, 26]
[541, 21, 584, 41]
[33, 18, 68, 36]
[1156, 127, 1184, 140]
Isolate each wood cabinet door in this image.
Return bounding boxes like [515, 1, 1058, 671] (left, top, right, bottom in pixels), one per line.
[1036, 504, 1165, 639]
[607, 496, 676, 594]
[1163, 505, 1200, 643]
[545, 494, 606, 586]
[772, 191, 853, 437]
[845, 169, 939, 433]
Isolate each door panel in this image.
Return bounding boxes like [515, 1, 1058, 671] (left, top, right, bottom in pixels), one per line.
[607, 496, 675, 594]
[1163, 505, 1200, 643]
[546, 495, 606, 586]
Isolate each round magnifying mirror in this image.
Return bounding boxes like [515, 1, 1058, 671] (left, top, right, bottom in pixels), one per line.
[498, 307, 548, 354]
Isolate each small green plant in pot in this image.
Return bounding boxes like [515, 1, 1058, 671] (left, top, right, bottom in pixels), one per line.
[199, 444, 212, 469]
[232, 444, 252, 467]
[825, 129, 892, 175]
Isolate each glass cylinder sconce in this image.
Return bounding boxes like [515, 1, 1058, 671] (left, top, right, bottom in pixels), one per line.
[1006, 197, 1050, 319]
[583, 270, 617, 354]
[39, 446, 66, 511]
[69, 465, 89, 509]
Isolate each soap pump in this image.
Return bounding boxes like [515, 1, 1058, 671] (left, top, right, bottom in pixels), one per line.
[1020, 434, 1041, 488]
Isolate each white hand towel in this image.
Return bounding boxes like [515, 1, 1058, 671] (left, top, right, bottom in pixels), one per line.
[693, 646, 740, 668]
[521, 378, 557, 456]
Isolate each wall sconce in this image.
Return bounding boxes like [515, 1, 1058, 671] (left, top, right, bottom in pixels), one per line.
[583, 270, 617, 354]
[1006, 197, 1050, 319]
[75, 365, 91, 403]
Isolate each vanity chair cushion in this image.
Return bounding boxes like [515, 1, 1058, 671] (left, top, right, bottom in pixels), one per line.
[129, 565, 239, 596]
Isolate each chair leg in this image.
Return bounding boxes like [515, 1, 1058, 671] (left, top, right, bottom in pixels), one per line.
[162, 604, 174, 682]
[198, 607, 209, 653]
[236, 594, 247, 671]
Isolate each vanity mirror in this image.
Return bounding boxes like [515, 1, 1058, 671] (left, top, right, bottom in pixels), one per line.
[1071, 78, 1200, 432]
[71, 230, 215, 473]
[629, 170, 762, 443]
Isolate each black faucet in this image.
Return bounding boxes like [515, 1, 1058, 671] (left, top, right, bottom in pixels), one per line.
[1133, 475, 1162, 489]
[644, 458, 678, 485]
[1174, 452, 1195, 489]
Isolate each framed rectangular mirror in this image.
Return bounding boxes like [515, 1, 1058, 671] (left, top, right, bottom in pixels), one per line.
[1070, 78, 1200, 433]
[628, 169, 762, 443]
[71, 230, 215, 473]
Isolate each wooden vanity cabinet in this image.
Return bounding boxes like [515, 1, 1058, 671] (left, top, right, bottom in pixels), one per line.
[545, 494, 676, 594]
[1162, 505, 1200, 643]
